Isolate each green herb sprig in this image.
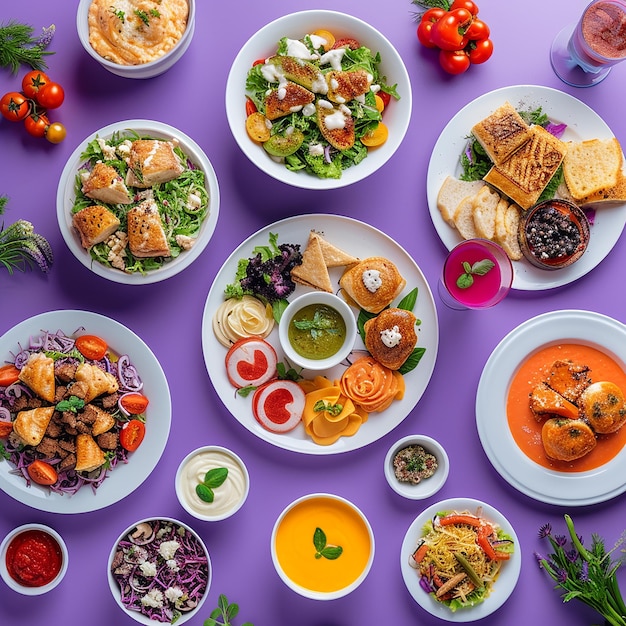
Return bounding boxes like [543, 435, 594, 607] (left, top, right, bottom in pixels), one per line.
[456, 259, 494, 289]
[195, 467, 228, 503]
[56, 396, 85, 414]
[204, 594, 253, 626]
[0, 21, 55, 73]
[536, 514, 626, 626]
[313, 527, 343, 560]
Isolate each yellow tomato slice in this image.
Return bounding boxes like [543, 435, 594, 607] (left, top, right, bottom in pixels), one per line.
[361, 122, 389, 147]
[245, 111, 271, 143]
[374, 94, 385, 113]
[312, 29, 335, 51]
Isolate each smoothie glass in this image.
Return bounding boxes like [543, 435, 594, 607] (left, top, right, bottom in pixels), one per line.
[438, 239, 513, 311]
[550, 0, 626, 87]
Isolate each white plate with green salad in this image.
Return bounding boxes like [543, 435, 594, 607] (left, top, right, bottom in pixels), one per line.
[225, 10, 412, 190]
[56, 120, 220, 285]
[427, 85, 626, 291]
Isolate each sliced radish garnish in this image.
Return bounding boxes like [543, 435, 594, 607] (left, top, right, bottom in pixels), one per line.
[252, 380, 305, 433]
[225, 337, 278, 389]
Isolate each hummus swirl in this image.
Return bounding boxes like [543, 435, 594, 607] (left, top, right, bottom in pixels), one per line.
[88, 0, 189, 65]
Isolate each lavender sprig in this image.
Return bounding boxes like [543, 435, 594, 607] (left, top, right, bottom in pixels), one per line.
[0, 21, 55, 73]
[536, 515, 626, 626]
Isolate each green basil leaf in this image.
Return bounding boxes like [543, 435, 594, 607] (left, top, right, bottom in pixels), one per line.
[397, 287, 418, 312]
[195, 483, 214, 503]
[313, 527, 327, 552]
[471, 259, 495, 275]
[398, 347, 426, 375]
[456, 273, 474, 289]
[321, 546, 343, 560]
[204, 467, 228, 488]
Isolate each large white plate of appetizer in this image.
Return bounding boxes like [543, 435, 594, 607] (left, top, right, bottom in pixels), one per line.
[201, 214, 438, 454]
[0, 310, 171, 513]
[400, 497, 520, 622]
[427, 85, 626, 291]
[476, 310, 626, 506]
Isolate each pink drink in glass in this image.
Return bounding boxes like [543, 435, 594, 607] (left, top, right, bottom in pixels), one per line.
[569, 1, 626, 72]
[440, 239, 513, 310]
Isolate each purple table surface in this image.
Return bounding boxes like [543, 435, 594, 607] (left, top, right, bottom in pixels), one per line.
[1, 1, 626, 625]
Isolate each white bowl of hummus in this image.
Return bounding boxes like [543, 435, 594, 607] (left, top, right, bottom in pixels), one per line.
[77, 0, 195, 78]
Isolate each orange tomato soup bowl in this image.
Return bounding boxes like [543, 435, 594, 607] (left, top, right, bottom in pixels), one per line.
[271, 493, 374, 600]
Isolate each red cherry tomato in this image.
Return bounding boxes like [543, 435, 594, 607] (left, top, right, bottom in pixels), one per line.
[377, 90, 391, 108]
[0, 364, 20, 387]
[430, 8, 473, 51]
[24, 112, 49, 138]
[119, 419, 146, 452]
[27, 460, 58, 486]
[417, 7, 447, 48]
[1, 92, 30, 122]
[21, 70, 49, 99]
[119, 393, 150, 415]
[468, 38, 494, 64]
[439, 48, 471, 74]
[466, 18, 491, 41]
[331, 37, 361, 50]
[450, 0, 480, 16]
[75, 335, 108, 360]
[36, 81, 64, 109]
[245, 98, 257, 116]
[0, 422, 13, 438]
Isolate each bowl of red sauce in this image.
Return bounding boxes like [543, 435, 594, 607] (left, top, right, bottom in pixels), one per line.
[0, 523, 68, 595]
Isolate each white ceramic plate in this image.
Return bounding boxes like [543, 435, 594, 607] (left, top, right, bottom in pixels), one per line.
[225, 10, 412, 190]
[201, 214, 439, 454]
[476, 309, 626, 506]
[0, 310, 171, 513]
[400, 497, 521, 622]
[427, 85, 626, 290]
[57, 120, 220, 284]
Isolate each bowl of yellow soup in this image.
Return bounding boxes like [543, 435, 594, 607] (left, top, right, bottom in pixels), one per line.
[271, 493, 374, 600]
[77, 0, 196, 79]
[278, 291, 357, 371]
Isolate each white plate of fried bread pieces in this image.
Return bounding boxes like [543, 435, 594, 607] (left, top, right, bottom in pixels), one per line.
[427, 85, 626, 291]
[476, 309, 626, 506]
[57, 120, 220, 285]
[201, 214, 439, 455]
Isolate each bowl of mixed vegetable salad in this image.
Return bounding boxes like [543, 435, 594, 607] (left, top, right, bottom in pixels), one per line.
[56, 120, 220, 284]
[108, 517, 211, 624]
[225, 10, 412, 189]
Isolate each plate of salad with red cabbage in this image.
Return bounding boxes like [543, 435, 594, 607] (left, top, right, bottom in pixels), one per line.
[0, 310, 171, 513]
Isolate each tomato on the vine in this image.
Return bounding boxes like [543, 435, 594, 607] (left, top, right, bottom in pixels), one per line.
[36, 81, 64, 109]
[46, 122, 67, 144]
[430, 8, 473, 51]
[450, 0, 479, 16]
[465, 18, 490, 41]
[417, 7, 447, 48]
[1, 92, 30, 122]
[24, 112, 49, 138]
[439, 48, 471, 74]
[21, 70, 49, 99]
[467, 37, 494, 64]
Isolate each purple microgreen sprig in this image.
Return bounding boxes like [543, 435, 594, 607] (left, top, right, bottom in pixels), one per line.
[456, 258, 494, 289]
[536, 514, 626, 626]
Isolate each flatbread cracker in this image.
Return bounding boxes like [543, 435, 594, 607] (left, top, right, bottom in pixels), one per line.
[291, 235, 333, 292]
[310, 231, 358, 267]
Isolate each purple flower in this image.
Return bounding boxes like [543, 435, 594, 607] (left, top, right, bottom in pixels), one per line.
[534, 552, 547, 568]
[539, 523, 552, 539]
[566, 549, 579, 563]
[579, 561, 590, 583]
[557, 568, 568, 584]
[35, 24, 55, 49]
[555, 534, 567, 547]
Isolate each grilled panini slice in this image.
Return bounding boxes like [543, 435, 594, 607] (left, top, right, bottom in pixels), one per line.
[316, 100, 355, 150]
[483, 125, 567, 210]
[471, 101, 531, 165]
[326, 69, 372, 104]
[72, 205, 121, 250]
[125, 139, 184, 188]
[82, 162, 132, 205]
[264, 81, 315, 120]
[126, 199, 170, 258]
[18, 352, 56, 403]
[265, 55, 327, 93]
[13, 407, 55, 447]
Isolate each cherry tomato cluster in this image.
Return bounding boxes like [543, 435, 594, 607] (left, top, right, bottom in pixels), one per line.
[0, 70, 66, 143]
[416, 0, 493, 75]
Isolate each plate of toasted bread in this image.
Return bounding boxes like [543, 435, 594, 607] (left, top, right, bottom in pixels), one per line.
[427, 85, 626, 290]
[201, 214, 438, 454]
[476, 309, 626, 505]
[0, 310, 171, 513]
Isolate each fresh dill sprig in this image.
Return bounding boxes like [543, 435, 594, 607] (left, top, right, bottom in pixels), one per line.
[0, 21, 55, 74]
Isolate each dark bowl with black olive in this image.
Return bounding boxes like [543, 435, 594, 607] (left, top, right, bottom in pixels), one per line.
[518, 199, 591, 270]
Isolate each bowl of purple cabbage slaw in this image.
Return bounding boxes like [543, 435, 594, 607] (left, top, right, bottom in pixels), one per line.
[0, 310, 171, 514]
[107, 517, 211, 625]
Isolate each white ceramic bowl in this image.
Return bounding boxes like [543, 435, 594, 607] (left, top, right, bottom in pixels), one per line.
[384, 435, 449, 500]
[108, 517, 211, 624]
[278, 291, 357, 371]
[57, 119, 220, 285]
[175, 445, 250, 522]
[271, 493, 374, 600]
[0, 524, 69, 595]
[76, 0, 196, 79]
[225, 10, 412, 189]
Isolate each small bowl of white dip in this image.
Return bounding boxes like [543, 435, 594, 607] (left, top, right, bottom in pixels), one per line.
[175, 446, 250, 521]
[77, 0, 196, 79]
